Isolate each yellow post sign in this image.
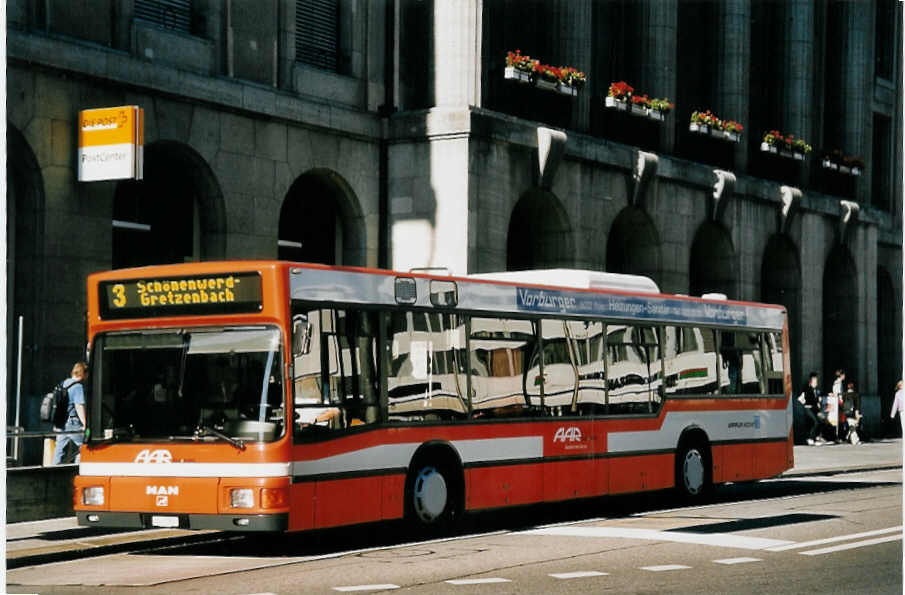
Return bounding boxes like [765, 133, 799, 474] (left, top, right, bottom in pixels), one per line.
[78, 105, 144, 182]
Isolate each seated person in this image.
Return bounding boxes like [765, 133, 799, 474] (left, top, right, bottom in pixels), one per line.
[295, 400, 341, 428]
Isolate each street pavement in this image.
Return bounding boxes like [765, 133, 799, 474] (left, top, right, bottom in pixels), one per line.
[5, 439, 901, 569]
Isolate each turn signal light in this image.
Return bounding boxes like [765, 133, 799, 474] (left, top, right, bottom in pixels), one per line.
[261, 487, 288, 509]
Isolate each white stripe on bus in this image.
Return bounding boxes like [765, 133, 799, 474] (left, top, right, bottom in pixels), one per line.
[78, 462, 290, 478]
[291, 436, 544, 478]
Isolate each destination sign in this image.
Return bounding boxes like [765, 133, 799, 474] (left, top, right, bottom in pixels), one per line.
[514, 286, 785, 330]
[99, 273, 263, 319]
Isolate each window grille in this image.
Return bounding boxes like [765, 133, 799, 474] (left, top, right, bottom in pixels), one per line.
[296, 0, 338, 71]
[135, 0, 192, 34]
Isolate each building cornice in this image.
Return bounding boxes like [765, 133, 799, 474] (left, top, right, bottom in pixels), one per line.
[7, 28, 382, 142]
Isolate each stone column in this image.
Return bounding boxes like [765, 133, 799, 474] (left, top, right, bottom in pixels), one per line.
[637, 0, 678, 153]
[714, 0, 751, 171]
[836, 4, 874, 205]
[551, 0, 592, 132]
[432, 0, 481, 107]
[781, 0, 816, 187]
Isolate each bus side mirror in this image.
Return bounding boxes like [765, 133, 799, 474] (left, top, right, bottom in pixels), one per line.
[292, 316, 312, 357]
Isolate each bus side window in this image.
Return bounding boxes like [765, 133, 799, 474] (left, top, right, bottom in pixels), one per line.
[292, 308, 340, 434]
[664, 327, 720, 397]
[718, 331, 764, 395]
[470, 317, 537, 418]
[386, 311, 468, 422]
[606, 324, 662, 414]
[764, 332, 784, 394]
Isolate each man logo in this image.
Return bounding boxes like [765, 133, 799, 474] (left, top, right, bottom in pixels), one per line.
[553, 426, 583, 443]
[156, 495, 168, 507]
[146, 485, 179, 496]
[134, 449, 173, 464]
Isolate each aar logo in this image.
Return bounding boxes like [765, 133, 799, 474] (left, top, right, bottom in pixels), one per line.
[134, 449, 173, 464]
[553, 426, 583, 443]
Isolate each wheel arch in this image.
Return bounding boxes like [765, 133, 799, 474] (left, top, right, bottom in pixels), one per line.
[406, 440, 466, 509]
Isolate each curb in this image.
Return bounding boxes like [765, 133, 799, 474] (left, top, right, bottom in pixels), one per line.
[6, 531, 225, 570]
[781, 464, 902, 479]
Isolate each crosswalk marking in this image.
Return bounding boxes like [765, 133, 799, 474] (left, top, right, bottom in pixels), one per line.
[641, 565, 691, 572]
[766, 526, 902, 552]
[549, 571, 609, 579]
[446, 578, 511, 585]
[714, 557, 762, 565]
[800, 534, 903, 556]
[520, 526, 792, 550]
[333, 585, 400, 592]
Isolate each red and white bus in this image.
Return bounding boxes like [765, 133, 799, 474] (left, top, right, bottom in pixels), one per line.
[75, 261, 793, 532]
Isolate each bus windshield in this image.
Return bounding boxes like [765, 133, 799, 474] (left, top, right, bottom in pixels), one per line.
[91, 327, 285, 443]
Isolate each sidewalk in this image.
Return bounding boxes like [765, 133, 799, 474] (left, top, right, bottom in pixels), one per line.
[785, 437, 903, 477]
[6, 439, 902, 568]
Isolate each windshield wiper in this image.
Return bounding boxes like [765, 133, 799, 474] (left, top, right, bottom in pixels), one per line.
[194, 424, 246, 451]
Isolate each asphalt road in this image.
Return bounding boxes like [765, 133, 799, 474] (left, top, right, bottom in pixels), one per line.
[7, 467, 902, 594]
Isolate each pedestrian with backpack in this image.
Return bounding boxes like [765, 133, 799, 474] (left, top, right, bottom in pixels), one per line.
[52, 362, 88, 465]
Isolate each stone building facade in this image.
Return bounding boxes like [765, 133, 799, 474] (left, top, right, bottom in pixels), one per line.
[6, 1, 903, 431]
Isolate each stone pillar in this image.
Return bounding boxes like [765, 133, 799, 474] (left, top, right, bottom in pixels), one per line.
[781, 0, 816, 187]
[715, 0, 751, 171]
[551, 0, 592, 132]
[432, 0, 480, 107]
[837, 4, 874, 205]
[637, 0, 678, 153]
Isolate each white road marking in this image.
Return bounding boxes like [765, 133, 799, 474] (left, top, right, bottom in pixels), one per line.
[520, 526, 792, 550]
[800, 534, 903, 556]
[641, 565, 691, 572]
[549, 571, 609, 579]
[333, 585, 400, 592]
[766, 526, 903, 552]
[446, 578, 512, 585]
[714, 557, 762, 565]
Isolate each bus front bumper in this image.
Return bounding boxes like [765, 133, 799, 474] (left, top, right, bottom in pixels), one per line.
[76, 511, 288, 532]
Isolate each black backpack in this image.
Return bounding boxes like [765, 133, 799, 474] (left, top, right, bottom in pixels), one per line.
[40, 381, 79, 428]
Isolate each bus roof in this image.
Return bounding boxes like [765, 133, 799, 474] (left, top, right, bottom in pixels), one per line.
[467, 269, 660, 294]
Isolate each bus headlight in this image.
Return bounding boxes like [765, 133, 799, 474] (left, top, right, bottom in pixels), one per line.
[82, 486, 105, 506]
[229, 488, 255, 508]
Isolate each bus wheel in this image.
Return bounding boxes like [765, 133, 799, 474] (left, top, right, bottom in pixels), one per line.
[676, 441, 712, 501]
[406, 459, 461, 532]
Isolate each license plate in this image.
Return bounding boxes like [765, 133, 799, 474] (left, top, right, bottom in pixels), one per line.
[151, 515, 179, 528]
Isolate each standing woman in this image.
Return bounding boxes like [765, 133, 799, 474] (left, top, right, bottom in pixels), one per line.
[891, 380, 905, 437]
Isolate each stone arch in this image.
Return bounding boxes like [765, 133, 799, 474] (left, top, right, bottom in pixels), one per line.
[761, 233, 802, 383]
[279, 169, 366, 266]
[877, 266, 897, 428]
[822, 244, 858, 387]
[690, 221, 737, 298]
[506, 189, 574, 271]
[7, 124, 46, 403]
[113, 141, 225, 268]
[606, 206, 662, 285]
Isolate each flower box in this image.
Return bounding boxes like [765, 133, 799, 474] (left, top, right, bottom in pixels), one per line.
[839, 166, 851, 174]
[648, 110, 666, 122]
[760, 142, 778, 154]
[556, 85, 578, 97]
[852, 167, 861, 176]
[504, 66, 533, 84]
[822, 159, 838, 170]
[605, 96, 628, 111]
[690, 123, 710, 135]
[630, 103, 648, 117]
[536, 78, 558, 91]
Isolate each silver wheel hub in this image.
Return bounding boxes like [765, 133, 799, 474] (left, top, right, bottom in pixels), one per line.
[413, 466, 448, 523]
[683, 449, 705, 495]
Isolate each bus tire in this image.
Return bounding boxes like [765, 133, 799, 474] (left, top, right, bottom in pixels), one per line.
[675, 439, 712, 502]
[405, 455, 462, 533]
